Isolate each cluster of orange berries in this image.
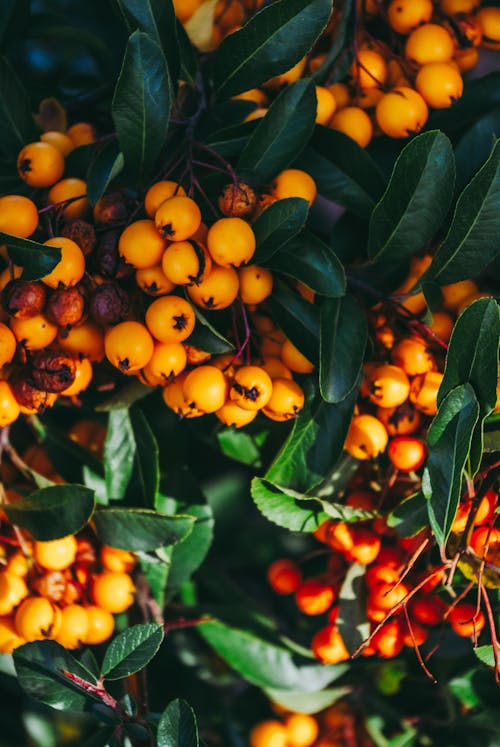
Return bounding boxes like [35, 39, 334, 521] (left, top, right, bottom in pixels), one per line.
[231, 1, 500, 145]
[250, 700, 373, 747]
[268, 478, 498, 665]
[345, 258, 499, 468]
[0, 110, 324, 428]
[0, 526, 136, 653]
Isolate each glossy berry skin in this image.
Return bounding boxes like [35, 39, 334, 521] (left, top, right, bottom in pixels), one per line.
[262, 378, 304, 421]
[366, 364, 410, 408]
[295, 579, 335, 615]
[330, 106, 373, 148]
[387, 0, 433, 34]
[119, 220, 166, 269]
[344, 414, 388, 460]
[449, 603, 485, 637]
[0, 195, 39, 238]
[372, 620, 404, 658]
[409, 371, 443, 415]
[145, 181, 186, 218]
[100, 546, 136, 573]
[470, 526, 500, 564]
[387, 436, 426, 472]
[17, 142, 65, 188]
[0, 324, 17, 368]
[92, 572, 135, 614]
[238, 265, 273, 304]
[416, 62, 464, 108]
[249, 721, 288, 747]
[376, 87, 428, 139]
[267, 559, 302, 594]
[0, 572, 28, 615]
[271, 169, 317, 206]
[182, 365, 228, 413]
[48, 178, 90, 222]
[55, 604, 89, 649]
[41, 131, 74, 156]
[280, 339, 314, 374]
[284, 714, 319, 747]
[141, 342, 187, 385]
[84, 605, 115, 644]
[315, 85, 337, 124]
[155, 196, 202, 242]
[377, 404, 421, 437]
[146, 296, 196, 344]
[311, 624, 350, 664]
[33, 536, 78, 571]
[105, 321, 154, 373]
[207, 218, 256, 268]
[161, 240, 212, 285]
[42, 237, 86, 288]
[350, 49, 388, 89]
[405, 24, 455, 65]
[391, 337, 435, 376]
[187, 265, 239, 310]
[230, 365, 273, 411]
[216, 401, 258, 428]
[67, 122, 97, 146]
[15, 597, 60, 641]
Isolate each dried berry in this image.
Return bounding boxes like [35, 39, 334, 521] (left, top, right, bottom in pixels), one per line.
[89, 282, 129, 326]
[61, 219, 96, 256]
[3, 280, 46, 318]
[32, 571, 67, 602]
[31, 351, 77, 393]
[11, 377, 57, 412]
[93, 192, 129, 225]
[218, 181, 257, 218]
[46, 286, 86, 328]
[94, 230, 133, 279]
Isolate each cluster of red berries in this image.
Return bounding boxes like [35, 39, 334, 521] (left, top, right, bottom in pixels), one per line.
[222, 1, 500, 145]
[268, 476, 498, 664]
[0, 115, 325, 428]
[250, 700, 373, 747]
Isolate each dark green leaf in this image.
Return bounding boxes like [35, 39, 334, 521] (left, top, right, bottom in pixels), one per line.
[265, 380, 357, 492]
[104, 409, 135, 500]
[199, 619, 345, 691]
[115, 0, 180, 84]
[368, 131, 455, 261]
[4, 485, 95, 541]
[157, 699, 199, 747]
[425, 138, 500, 284]
[131, 409, 159, 508]
[474, 645, 499, 669]
[14, 641, 99, 712]
[102, 623, 164, 680]
[238, 80, 316, 182]
[140, 555, 170, 609]
[213, 0, 332, 98]
[387, 492, 427, 537]
[253, 198, 309, 263]
[96, 380, 151, 412]
[93, 508, 195, 551]
[86, 140, 124, 206]
[186, 307, 234, 354]
[166, 505, 214, 591]
[320, 295, 367, 403]
[0, 234, 61, 281]
[455, 107, 500, 193]
[296, 127, 386, 218]
[176, 20, 197, 84]
[266, 283, 320, 364]
[217, 429, 262, 467]
[312, 0, 354, 84]
[205, 122, 255, 158]
[267, 230, 345, 298]
[337, 563, 369, 654]
[0, 56, 37, 156]
[112, 31, 171, 184]
[438, 298, 500, 472]
[422, 384, 480, 548]
[31, 417, 103, 483]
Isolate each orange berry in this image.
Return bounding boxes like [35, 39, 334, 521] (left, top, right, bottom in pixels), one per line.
[42, 237, 85, 288]
[449, 603, 485, 637]
[239, 265, 273, 304]
[232, 88, 269, 106]
[34, 535, 78, 571]
[406, 24, 455, 64]
[391, 337, 435, 376]
[387, 436, 426, 472]
[366, 564, 401, 588]
[207, 218, 256, 268]
[0, 572, 28, 615]
[474, 489, 497, 526]
[60, 357, 93, 396]
[105, 321, 154, 373]
[264, 57, 307, 89]
[366, 364, 410, 408]
[0, 382, 20, 427]
[329, 82, 350, 108]
[17, 142, 64, 188]
[182, 365, 228, 413]
[5, 552, 29, 578]
[376, 87, 428, 138]
[441, 279, 478, 312]
[295, 578, 335, 615]
[477, 7, 500, 49]
[372, 620, 404, 658]
[429, 311, 454, 343]
[155, 196, 201, 242]
[350, 50, 388, 89]
[347, 527, 381, 565]
[161, 240, 212, 286]
[262, 378, 304, 421]
[249, 721, 288, 747]
[369, 581, 409, 611]
[261, 357, 293, 381]
[67, 122, 96, 146]
[172, 0, 202, 23]
[441, 0, 479, 13]
[272, 169, 317, 206]
[84, 605, 115, 644]
[284, 714, 319, 747]
[141, 341, 187, 385]
[58, 321, 104, 362]
[100, 546, 136, 573]
[344, 414, 388, 460]
[0, 323, 17, 368]
[315, 85, 337, 124]
[0, 195, 38, 238]
[145, 295, 196, 344]
[55, 604, 89, 649]
[330, 106, 373, 148]
[376, 403, 422, 436]
[311, 624, 350, 663]
[387, 0, 433, 34]
[136, 264, 176, 296]
[401, 620, 429, 647]
[470, 526, 500, 564]
[216, 400, 257, 427]
[119, 220, 166, 269]
[145, 181, 186, 218]
[416, 62, 464, 108]
[15, 597, 60, 641]
[40, 131, 74, 156]
[267, 559, 302, 594]
[280, 339, 314, 374]
[47, 178, 90, 221]
[187, 265, 239, 310]
[409, 371, 443, 415]
[410, 596, 445, 626]
[92, 571, 135, 613]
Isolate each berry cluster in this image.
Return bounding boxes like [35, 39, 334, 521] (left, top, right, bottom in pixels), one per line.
[214, 1, 500, 145]
[250, 700, 373, 747]
[0, 119, 323, 428]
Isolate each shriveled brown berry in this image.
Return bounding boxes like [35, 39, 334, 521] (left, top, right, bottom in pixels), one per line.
[32, 570, 67, 602]
[3, 280, 47, 318]
[31, 351, 77, 393]
[76, 537, 97, 567]
[46, 286, 85, 328]
[93, 192, 129, 226]
[89, 282, 129, 326]
[61, 219, 96, 256]
[94, 230, 133, 279]
[218, 181, 257, 218]
[11, 377, 57, 412]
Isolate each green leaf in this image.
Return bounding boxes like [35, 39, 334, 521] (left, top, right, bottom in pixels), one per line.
[205, 122, 255, 158]
[140, 555, 170, 609]
[422, 384, 480, 548]
[266, 230, 345, 298]
[166, 505, 214, 591]
[0, 234, 61, 281]
[186, 307, 234, 354]
[320, 295, 367, 403]
[311, 0, 354, 84]
[102, 623, 164, 680]
[455, 107, 500, 193]
[438, 298, 500, 473]
[425, 138, 500, 284]
[297, 127, 386, 218]
[93, 508, 195, 551]
[213, 0, 332, 98]
[157, 699, 199, 747]
[266, 283, 320, 364]
[86, 140, 124, 206]
[112, 31, 171, 185]
[4, 485, 95, 541]
[238, 80, 316, 182]
[104, 409, 135, 500]
[131, 409, 160, 508]
[368, 131, 455, 261]
[115, 0, 180, 84]
[474, 645, 499, 669]
[176, 20, 197, 84]
[265, 380, 357, 492]
[0, 56, 37, 157]
[387, 492, 427, 537]
[217, 429, 263, 467]
[251, 478, 374, 533]
[253, 198, 309, 263]
[198, 619, 345, 691]
[337, 563, 369, 655]
[14, 641, 99, 712]
[96, 380, 151, 412]
[263, 687, 350, 715]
